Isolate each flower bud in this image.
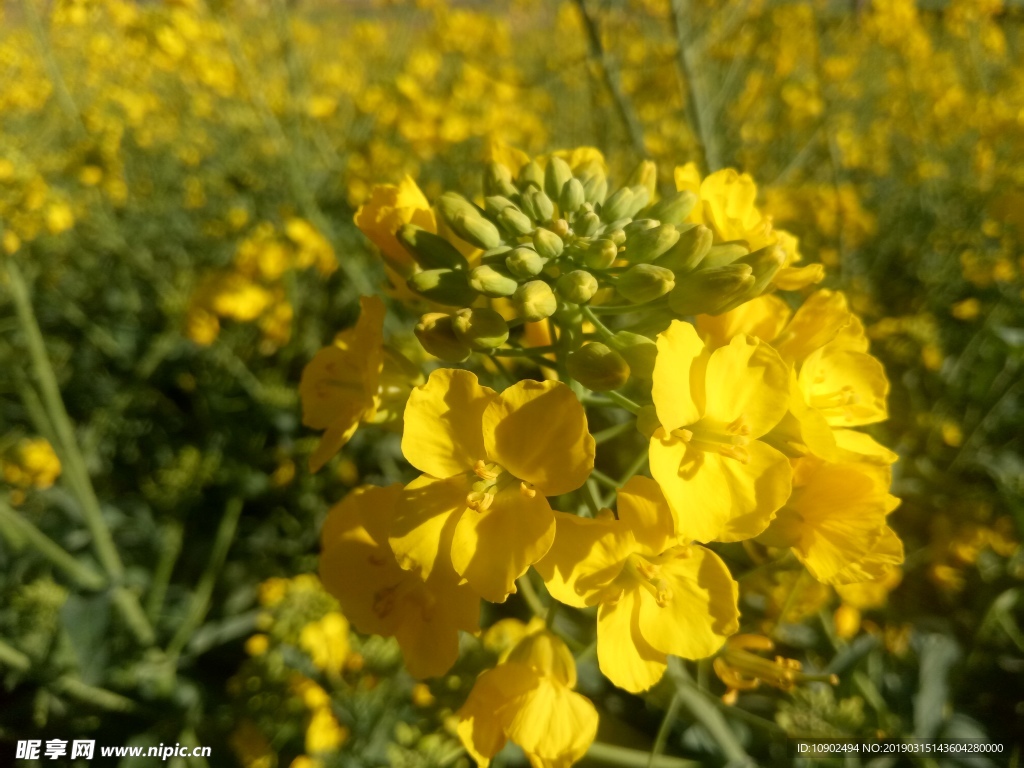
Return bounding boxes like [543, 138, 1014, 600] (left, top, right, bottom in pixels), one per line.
[567, 343, 631, 391]
[479, 245, 513, 264]
[625, 186, 651, 219]
[407, 268, 478, 306]
[469, 264, 519, 297]
[607, 228, 627, 246]
[583, 238, 619, 270]
[667, 264, 755, 316]
[608, 331, 657, 380]
[518, 160, 544, 190]
[734, 244, 785, 299]
[601, 186, 634, 223]
[505, 247, 547, 278]
[452, 307, 510, 351]
[484, 161, 518, 197]
[623, 218, 659, 236]
[560, 178, 585, 214]
[498, 206, 535, 237]
[397, 224, 468, 271]
[703, 242, 750, 268]
[577, 160, 608, 204]
[556, 270, 599, 304]
[655, 224, 712, 272]
[415, 313, 471, 362]
[626, 159, 657, 201]
[532, 227, 564, 259]
[617, 264, 676, 303]
[647, 190, 698, 225]
[453, 210, 502, 250]
[521, 188, 554, 223]
[513, 280, 558, 321]
[545, 156, 573, 201]
[485, 195, 517, 217]
[575, 211, 601, 237]
[623, 224, 680, 263]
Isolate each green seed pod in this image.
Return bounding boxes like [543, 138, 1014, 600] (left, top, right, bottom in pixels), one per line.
[560, 178, 585, 214]
[469, 264, 519, 297]
[506, 246, 547, 278]
[545, 156, 573, 201]
[655, 224, 712, 272]
[518, 160, 544, 190]
[617, 264, 676, 303]
[647, 190, 698, 226]
[601, 187, 634, 223]
[583, 238, 619, 270]
[533, 227, 564, 259]
[556, 270, 599, 304]
[626, 159, 657, 201]
[567, 343, 631, 391]
[521, 188, 554, 223]
[498, 206, 534, 237]
[575, 211, 601, 237]
[667, 264, 755, 316]
[397, 224, 468, 271]
[703, 242, 750, 268]
[415, 313, 471, 362]
[608, 331, 657, 380]
[407, 269, 478, 306]
[623, 224, 680, 264]
[484, 162, 518, 198]
[453, 210, 502, 250]
[452, 307, 510, 351]
[513, 280, 558, 321]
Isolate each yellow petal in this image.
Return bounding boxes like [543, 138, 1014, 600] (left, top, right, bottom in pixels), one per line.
[832, 429, 899, 465]
[354, 176, 436, 274]
[800, 349, 889, 427]
[547, 147, 608, 176]
[451, 483, 556, 603]
[505, 677, 599, 768]
[774, 264, 825, 291]
[701, 335, 790, 438]
[695, 294, 792, 350]
[650, 433, 791, 542]
[763, 371, 838, 461]
[597, 590, 667, 693]
[616, 476, 676, 555]
[637, 545, 739, 659]
[308, 419, 361, 474]
[402, 368, 498, 479]
[390, 473, 468, 580]
[536, 512, 630, 609]
[772, 289, 851, 363]
[484, 379, 594, 496]
[457, 664, 538, 765]
[393, 578, 480, 679]
[486, 139, 531, 176]
[652, 320, 706, 432]
[674, 161, 703, 199]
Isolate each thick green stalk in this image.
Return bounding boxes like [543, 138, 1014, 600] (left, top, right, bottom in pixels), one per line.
[0, 501, 107, 591]
[587, 742, 699, 768]
[146, 521, 184, 623]
[52, 677, 138, 713]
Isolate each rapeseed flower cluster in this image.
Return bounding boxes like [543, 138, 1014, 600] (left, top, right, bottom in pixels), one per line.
[307, 146, 903, 765]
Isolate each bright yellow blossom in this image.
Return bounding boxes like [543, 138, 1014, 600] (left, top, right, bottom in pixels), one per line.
[299, 296, 385, 472]
[537, 476, 739, 693]
[390, 369, 594, 602]
[298, 612, 350, 677]
[456, 629, 598, 768]
[649, 320, 792, 543]
[319, 484, 479, 678]
[354, 176, 436, 279]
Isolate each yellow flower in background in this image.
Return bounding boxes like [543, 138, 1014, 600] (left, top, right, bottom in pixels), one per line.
[456, 629, 598, 768]
[2, 438, 62, 491]
[354, 176, 436, 278]
[298, 612, 350, 677]
[757, 457, 902, 584]
[537, 476, 739, 693]
[675, 163, 773, 251]
[299, 296, 385, 472]
[305, 706, 348, 755]
[319, 484, 479, 678]
[390, 369, 594, 602]
[713, 634, 837, 694]
[649, 320, 792, 543]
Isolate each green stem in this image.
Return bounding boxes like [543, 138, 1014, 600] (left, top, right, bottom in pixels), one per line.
[620, 448, 650, 485]
[607, 391, 642, 414]
[146, 521, 184, 624]
[167, 497, 244, 658]
[580, 305, 616, 341]
[0, 639, 31, 672]
[52, 677, 138, 713]
[591, 468, 620, 491]
[583, 479, 604, 515]
[492, 345, 557, 356]
[669, 0, 721, 173]
[587, 742, 699, 768]
[649, 692, 684, 768]
[516, 572, 548, 620]
[0, 501, 107, 591]
[667, 659, 751, 765]
[594, 420, 636, 445]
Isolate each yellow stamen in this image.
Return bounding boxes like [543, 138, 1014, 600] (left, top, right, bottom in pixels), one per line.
[519, 481, 536, 499]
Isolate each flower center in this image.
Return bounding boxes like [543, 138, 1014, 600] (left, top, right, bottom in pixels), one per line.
[466, 460, 535, 511]
[809, 384, 860, 411]
[373, 580, 436, 622]
[623, 553, 674, 607]
[672, 413, 753, 463]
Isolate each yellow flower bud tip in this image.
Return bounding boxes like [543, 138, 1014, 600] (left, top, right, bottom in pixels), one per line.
[506, 247, 547, 279]
[513, 280, 558, 321]
[583, 238, 619, 270]
[556, 270, 599, 304]
[545, 156, 573, 201]
[533, 227, 564, 259]
[517, 160, 544, 191]
[485, 162, 518, 198]
[601, 186, 634, 222]
[551, 218, 570, 238]
[626, 159, 657, 198]
[648, 190, 698, 226]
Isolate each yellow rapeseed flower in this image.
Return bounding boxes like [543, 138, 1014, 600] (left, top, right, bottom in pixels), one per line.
[319, 484, 479, 678]
[298, 612, 350, 677]
[390, 369, 594, 602]
[354, 176, 436, 279]
[537, 476, 739, 693]
[456, 629, 598, 768]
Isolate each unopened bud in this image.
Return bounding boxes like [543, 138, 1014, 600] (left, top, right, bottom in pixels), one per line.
[608, 331, 657, 380]
[513, 280, 558, 321]
[734, 244, 785, 298]
[626, 159, 657, 200]
[533, 227, 564, 259]
[498, 206, 534, 236]
[415, 313, 471, 362]
[577, 160, 608, 205]
[506, 247, 547, 278]
[623, 224, 680, 263]
[484, 162, 518, 197]
[485, 195, 517, 217]
[667, 264, 755, 316]
[521, 188, 554, 223]
[617, 264, 676, 303]
[560, 178, 585, 214]
[575, 211, 601, 237]
[583, 238, 619, 270]
[407, 269, 478, 306]
[703, 243, 750, 268]
[453, 210, 502, 250]
[397, 224, 469, 271]
[545, 156, 573, 201]
[452, 307, 510, 351]
[469, 264, 519, 297]
[517, 160, 544, 191]
[556, 270, 599, 304]
[656, 224, 712, 272]
[601, 187, 634, 223]
[567, 343, 630, 391]
[607, 229, 627, 246]
[624, 186, 651, 219]
[623, 219, 659, 236]
[647, 190, 698, 226]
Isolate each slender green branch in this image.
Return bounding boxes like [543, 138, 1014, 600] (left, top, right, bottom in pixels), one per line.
[581, 305, 616, 342]
[583, 478, 604, 515]
[167, 497, 244, 658]
[649, 692, 684, 768]
[620, 448, 650, 486]
[516, 572, 548, 619]
[669, 0, 721, 173]
[146, 520, 184, 623]
[0, 638, 31, 672]
[587, 742, 699, 768]
[52, 677, 138, 713]
[0, 501, 107, 591]
[591, 468, 621, 491]
[594, 420, 636, 445]
[667, 659, 752, 765]
[607, 391, 642, 414]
